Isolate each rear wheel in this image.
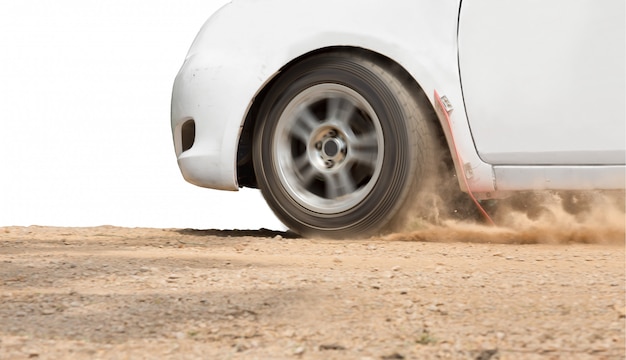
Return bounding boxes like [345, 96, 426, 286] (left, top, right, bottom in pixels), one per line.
[253, 52, 436, 238]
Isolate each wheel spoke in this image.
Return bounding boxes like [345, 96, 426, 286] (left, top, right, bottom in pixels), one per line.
[290, 107, 319, 143]
[294, 154, 317, 186]
[353, 131, 378, 149]
[347, 131, 379, 168]
[349, 149, 378, 169]
[327, 97, 356, 125]
[323, 168, 356, 199]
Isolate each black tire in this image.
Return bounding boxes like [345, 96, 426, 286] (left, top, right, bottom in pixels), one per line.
[253, 52, 436, 238]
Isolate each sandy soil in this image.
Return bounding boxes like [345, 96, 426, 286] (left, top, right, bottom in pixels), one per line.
[0, 217, 624, 359]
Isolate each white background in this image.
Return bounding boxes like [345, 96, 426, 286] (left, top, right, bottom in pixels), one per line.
[0, 0, 285, 230]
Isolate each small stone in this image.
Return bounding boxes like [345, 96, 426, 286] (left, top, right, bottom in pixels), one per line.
[41, 308, 56, 315]
[319, 343, 346, 351]
[474, 348, 498, 360]
[381, 353, 404, 360]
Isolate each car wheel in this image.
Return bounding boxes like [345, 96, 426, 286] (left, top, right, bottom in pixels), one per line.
[253, 52, 436, 238]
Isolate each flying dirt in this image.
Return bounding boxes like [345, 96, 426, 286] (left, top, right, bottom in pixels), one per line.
[393, 190, 625, 245]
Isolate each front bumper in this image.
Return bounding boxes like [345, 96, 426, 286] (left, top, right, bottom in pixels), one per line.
[171, 53, 242, 191]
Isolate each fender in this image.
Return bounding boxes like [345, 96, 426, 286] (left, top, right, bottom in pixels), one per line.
[171, 0, 495, 193]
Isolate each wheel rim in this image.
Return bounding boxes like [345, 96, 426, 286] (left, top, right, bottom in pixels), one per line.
[273, 83, 384, 214]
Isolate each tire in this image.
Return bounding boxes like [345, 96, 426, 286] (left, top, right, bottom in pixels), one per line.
[253, 52, 436, 238]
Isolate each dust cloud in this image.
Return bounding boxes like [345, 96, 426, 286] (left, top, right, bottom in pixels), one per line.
[390, 190, 625, 245]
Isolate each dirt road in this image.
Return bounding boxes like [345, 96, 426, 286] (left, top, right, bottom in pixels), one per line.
[0, 223, 624, 360]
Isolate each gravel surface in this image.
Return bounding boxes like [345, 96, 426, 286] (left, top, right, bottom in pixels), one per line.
[0, 225, 624, 359]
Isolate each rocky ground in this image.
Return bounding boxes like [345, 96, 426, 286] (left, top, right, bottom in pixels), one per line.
[0, 223, 624, 359]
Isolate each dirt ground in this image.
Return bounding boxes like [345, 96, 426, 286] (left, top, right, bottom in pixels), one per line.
[1, 211, 624, 360]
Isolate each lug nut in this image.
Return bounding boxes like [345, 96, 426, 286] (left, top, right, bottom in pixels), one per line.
[325, 160, 334, 168]
[315, 141, 323, 150]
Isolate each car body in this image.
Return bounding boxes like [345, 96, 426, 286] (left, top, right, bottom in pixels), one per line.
[171, 0, 625, 237]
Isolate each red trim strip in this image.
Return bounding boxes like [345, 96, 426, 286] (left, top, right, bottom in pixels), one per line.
[433, 90, 495, 226]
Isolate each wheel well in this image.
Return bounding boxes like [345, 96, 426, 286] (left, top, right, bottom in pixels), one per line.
[236, 46, 452, 189]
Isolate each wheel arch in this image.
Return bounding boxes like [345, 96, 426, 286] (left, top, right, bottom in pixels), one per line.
[236, 46, 453, 189]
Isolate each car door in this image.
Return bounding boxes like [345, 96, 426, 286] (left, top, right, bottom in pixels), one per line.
[458, 0, 625, 165]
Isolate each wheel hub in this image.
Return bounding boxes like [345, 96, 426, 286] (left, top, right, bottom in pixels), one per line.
[323, 138, 340, 157]
[313, 129, 347, 169]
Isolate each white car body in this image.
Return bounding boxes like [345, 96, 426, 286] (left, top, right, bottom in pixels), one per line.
[171, 0, 624, 208]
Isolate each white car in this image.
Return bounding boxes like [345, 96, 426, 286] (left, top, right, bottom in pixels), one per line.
[171, 0, 625, 238]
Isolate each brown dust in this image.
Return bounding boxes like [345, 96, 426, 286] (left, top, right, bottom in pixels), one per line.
[393, 190, 625, 245]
